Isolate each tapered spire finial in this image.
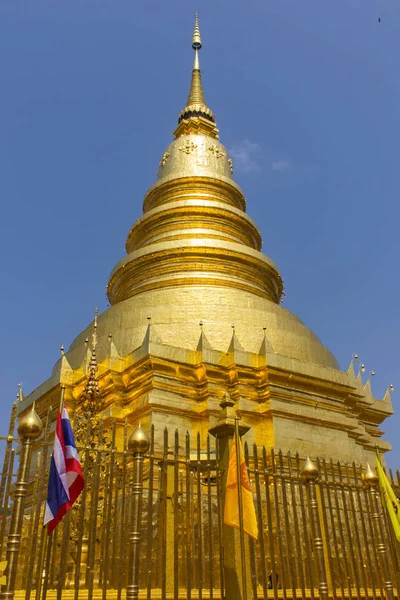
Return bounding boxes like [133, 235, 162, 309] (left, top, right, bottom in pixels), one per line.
[175, 14, 218, 138]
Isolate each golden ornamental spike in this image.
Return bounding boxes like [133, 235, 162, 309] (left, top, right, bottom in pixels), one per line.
[363, 463, 378, 487]
[92, 308, 98, 349]
[301, 456, 319, 481]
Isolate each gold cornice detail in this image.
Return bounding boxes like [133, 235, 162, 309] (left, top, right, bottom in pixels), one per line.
[143, 177, 246, 213]
[107, 242, 282, 305]
[174, 115, 219, 140]
[21, 341, 392, 461]
[126, 200, 262, 253]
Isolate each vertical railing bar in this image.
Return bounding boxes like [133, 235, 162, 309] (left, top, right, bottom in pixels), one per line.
[197, 431, 203, 600]
[99, 458, 111, 590]
[126, 465, 135, 586]
[186, 431, 193, 600]
[34, 522, 47, 600]
[112, 461, 123, 589]
[146, 425, 155, 600]
[352, 463, 377, 600]
[110, 426, 120, 590]
[21, 451, 42, 588]
[315, 458, 336, 600]
[320, 459, 343, 600]
[337, 462, 361, 600]
[278, 450, 297, 600]
[48, 525, 59, 587]
[207, 434, 214, 600]
[154, 462, 162, 590]
[87, 442, 103, 600]
[262, 446, 278, 600]
[215, 435, 225, 600]
[253, 445, 267, 600]
[363, 481, 385, 599]
[41, 530, 53, 600]
[118, 417, 129, 597]
[103, 422, 116, 597]
[74, 424, 93, 600]
[111, 457, 123, 589]
[287, 452, 306, 600]
[344, 462, 368, 596]
[296, 453, 315, 600]
[329, 459, 353, 600]
[161, 427, 168, 600]
[179, 470, 184, 593]
[174, 430, 179, 600]
[57, 511, 72, 598]
[271, 448, 287, 599]
[244, 443, 257, 600]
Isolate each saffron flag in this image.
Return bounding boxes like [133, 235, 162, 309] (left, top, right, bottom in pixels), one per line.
[44, 403, 84, 534]
[224, 436, 258, 539]
[376, 455, 400, 542]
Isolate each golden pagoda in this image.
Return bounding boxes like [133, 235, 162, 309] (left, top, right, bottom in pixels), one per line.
[19, 15, 393, 465]
[4, 17, 400, 600]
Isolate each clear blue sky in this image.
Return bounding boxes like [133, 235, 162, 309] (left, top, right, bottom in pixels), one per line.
[0, 1, 399, 465]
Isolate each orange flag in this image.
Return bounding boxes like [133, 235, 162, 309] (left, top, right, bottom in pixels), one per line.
[224, 436, 258, 540]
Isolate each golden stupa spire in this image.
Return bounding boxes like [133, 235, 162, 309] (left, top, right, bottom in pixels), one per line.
[175, 15, 218, 139]
[186, 14, 205, 105]
[107, 14, 283, 309]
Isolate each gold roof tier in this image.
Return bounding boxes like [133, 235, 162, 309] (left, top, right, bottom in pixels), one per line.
[66, 290, 339, 371]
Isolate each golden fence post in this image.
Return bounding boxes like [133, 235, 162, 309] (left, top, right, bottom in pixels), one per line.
[301, 457, 329, 600]
[209, 392, 251, 600]
[0, 404, 43, 600]
[126, 424, 150, 600]
[363, 464, 395, 600]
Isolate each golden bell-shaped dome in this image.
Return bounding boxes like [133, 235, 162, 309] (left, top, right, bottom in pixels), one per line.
[64, 15, 338, 373]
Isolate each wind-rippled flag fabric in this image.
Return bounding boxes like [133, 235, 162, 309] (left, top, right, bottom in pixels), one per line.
[224, 436, 258, 539]
[44, 404, 84, 534]
[376, 455, 400, 542]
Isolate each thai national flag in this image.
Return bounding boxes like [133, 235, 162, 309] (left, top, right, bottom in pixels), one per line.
[44, 403, 84, 534]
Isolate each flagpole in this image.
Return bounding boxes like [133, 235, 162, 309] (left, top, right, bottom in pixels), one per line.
[59, 385, 65, 415]
[234, 416, 247, 600]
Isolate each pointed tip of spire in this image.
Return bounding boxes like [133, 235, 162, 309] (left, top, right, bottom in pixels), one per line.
[175, 14, 218, 136]
[228, 327, 245, 354]
[197, 326, 213, 352]
[192, 14, 202, 50]
[347, 360, 356, 378]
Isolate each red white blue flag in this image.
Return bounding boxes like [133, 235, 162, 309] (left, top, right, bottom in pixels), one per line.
[44, 403, 84, 534]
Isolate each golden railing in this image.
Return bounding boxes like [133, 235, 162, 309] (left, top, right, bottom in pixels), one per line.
[0, 400, 398, 600]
